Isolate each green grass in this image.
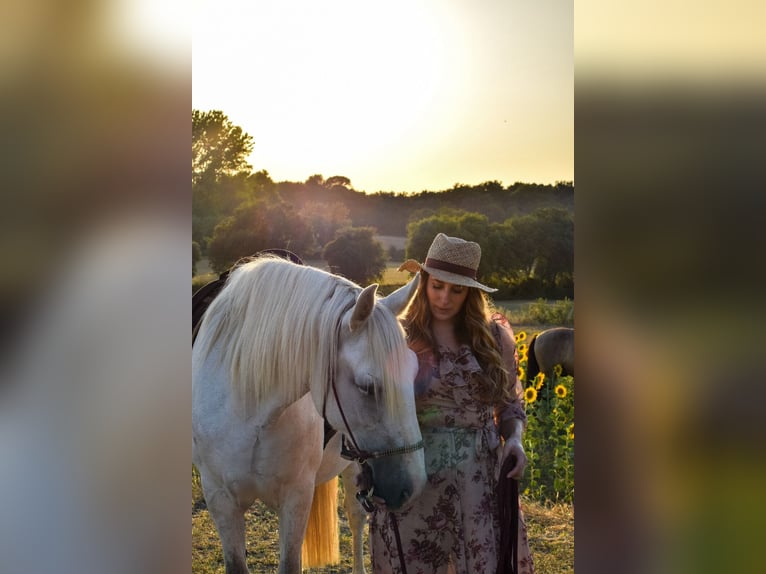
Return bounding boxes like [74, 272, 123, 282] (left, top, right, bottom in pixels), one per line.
[380, 264, 410, 285]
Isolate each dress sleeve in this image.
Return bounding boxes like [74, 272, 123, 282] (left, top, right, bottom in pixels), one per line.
[491, 313, 527, 432]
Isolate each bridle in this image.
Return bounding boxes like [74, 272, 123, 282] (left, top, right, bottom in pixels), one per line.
[329, 374, 424, 512]
[323, 304, 424, 513]
[326, 355, 420, 574]
[320, 299, 420, 574]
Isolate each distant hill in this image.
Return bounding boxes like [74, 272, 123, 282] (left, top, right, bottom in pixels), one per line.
[375, 235, 406, 251]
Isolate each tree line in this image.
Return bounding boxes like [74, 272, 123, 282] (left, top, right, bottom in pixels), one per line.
[192, 110, 573, 298]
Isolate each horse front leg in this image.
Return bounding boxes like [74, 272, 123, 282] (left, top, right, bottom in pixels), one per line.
[277, 485, 314, 574]
[341, 463, 368, 574]
[201, 474, 250, 574]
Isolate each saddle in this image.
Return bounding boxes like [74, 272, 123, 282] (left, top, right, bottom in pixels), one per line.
[192, 249, 304, 344]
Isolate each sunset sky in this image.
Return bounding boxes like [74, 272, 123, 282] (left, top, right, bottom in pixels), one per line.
[193, 0, 572, 193]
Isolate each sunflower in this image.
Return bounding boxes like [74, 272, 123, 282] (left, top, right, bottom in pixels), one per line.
[515, 331, 527, 343]
[555, 384, 567, 398]
[553, 364, 563, 377]
[567, 423, 574, 440]
[517, 366, 526, 381]
[534, 372, 545, 390]
[518, 343, 528, 355]
[524, 386, 537, 403]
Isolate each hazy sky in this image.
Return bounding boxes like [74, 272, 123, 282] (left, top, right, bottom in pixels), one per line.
[193, 0, 572, 193]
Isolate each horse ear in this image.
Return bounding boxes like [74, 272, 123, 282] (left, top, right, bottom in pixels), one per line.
[349, 284, 378, 331]
[380, 272, 420, 316]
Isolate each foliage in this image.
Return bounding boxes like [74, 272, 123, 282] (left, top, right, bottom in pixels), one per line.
[503, 207, 574, 288]
[298, 201, 351, 256]
[526, 298, 574, 325]
[322, 227, 388, 285]
[192, 110, 262, 245]
[207, 198, 313, 274]
[405, 211, 494, 273]
[192, 110, 254, 186]
[403, 208, 573, 299]
[494, 299, 574, 328]
[387, 245, 405, 261]
[188, 111, 574, 299]
[516, 334, 574, 503]
[277, 179, 573, 238]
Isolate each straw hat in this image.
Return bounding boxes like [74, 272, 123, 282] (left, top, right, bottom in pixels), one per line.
[398, 233, 497, 293]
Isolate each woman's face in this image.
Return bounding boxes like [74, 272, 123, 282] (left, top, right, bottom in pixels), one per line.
[425, 276, 469, 323]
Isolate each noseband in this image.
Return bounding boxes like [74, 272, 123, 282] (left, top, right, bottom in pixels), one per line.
[324, 307, 424, 512]
[329, 374, 424, 511]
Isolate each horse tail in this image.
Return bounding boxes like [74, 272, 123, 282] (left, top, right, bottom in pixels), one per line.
[301, 476, 340, 568]
[526, 334, 540, 383]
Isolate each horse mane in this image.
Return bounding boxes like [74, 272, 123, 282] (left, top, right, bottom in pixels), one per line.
[194, 256, 411, 417]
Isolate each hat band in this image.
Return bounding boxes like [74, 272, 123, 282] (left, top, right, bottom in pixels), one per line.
[424, 258, 477, 280]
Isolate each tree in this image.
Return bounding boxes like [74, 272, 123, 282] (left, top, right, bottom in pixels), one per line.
[298, 201, 351, 255]
[207, 199, 313, 273]
[323, 227, 387, 285]
[405, 211, 492, 276]
[505, 207, 573, 284]
[193, 110, 256, 245]
[192, 110, 254, 186]
[324, 175, 352, 190]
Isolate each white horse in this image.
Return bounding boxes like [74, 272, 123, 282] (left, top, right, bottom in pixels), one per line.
[192, 256, 426, 574]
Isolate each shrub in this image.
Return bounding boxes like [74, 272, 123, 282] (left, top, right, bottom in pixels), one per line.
[527, 298, 574, 325]
[323, 227, 387, 285]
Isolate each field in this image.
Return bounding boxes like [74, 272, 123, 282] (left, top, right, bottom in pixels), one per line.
[192, 258, 574, 572]
[192, 470, 574, 573]
[192, 321, 574, 573]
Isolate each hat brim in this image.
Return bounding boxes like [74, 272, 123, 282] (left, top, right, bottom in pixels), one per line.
[399, 259, 497, 293]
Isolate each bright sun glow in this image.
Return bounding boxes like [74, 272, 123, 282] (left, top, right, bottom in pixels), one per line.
[193, 0, 572, 193]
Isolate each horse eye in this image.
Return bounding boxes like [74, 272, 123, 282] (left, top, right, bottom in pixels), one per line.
[356, 375, 377, 396]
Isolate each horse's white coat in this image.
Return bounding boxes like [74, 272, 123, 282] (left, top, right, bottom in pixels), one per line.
[192, 259, 425, 574]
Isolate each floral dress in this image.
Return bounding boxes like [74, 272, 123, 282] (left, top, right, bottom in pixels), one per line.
[370, 323, 535, 574]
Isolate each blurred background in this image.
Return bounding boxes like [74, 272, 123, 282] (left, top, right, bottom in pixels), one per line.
[0, 1, 189, 573]
[1, 1, 764, 573]
[576, 1, 766, 572]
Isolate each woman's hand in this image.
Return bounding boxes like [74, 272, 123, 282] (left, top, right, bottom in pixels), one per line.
[499, 437, 527, 480]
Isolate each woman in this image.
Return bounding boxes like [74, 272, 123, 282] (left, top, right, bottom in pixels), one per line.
[370, 233, 534, 574]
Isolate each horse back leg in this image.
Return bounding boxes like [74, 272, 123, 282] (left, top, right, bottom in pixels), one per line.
[200, 473, 250, 574]
[341, 463, 368, 574]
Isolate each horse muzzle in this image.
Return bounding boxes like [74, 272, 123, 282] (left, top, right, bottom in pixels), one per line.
[339, 435, 426, 511]
[365, 455, 426, 511]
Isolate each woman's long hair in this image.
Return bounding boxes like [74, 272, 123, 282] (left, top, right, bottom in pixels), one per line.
[403, 270, 511, 404]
